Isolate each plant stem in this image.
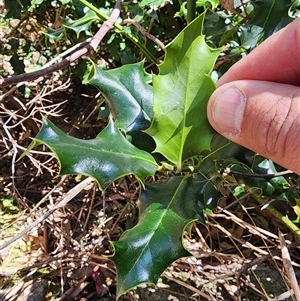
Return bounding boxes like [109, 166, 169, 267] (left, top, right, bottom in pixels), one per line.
[77, 0, 158, 63]
[252, 191, 300, 237]
[186, 0, 196, 23]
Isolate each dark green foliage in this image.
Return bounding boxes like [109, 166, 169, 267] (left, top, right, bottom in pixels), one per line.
[26, 119, 158, 190]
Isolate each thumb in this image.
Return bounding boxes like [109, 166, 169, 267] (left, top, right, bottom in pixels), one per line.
[207, 80, 300, 174]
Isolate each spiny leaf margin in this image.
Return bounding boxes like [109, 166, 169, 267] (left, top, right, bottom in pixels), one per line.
[85, 61, 153, 134]
[110, 175, 221, 297]
[25, 119, 158, 190]
[146, 12, 221, 170]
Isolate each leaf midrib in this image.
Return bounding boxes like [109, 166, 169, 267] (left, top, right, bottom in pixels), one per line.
[120, 177, 187, 287]
[45, 141, 157, 164]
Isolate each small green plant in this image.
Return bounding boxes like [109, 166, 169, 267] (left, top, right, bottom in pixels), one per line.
[2, 0, 299, 298]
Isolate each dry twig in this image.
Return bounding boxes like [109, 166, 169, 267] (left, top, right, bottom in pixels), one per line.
[0, 0, 122, 88]
[279, 231, 300, 301]
[0, 177, 94, 251]
[122, 19, 165, 50]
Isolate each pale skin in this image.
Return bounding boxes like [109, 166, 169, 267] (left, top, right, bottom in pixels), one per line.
[207, 18, 300, 175]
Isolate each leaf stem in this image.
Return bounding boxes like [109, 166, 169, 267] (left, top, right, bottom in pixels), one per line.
[252, 191, 300, 237]
[77, 0, 118, 26]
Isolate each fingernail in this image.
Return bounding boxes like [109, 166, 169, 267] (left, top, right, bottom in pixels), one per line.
[212, 87, 246, 135]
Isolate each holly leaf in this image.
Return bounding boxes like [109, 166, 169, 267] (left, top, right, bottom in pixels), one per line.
[138, 176, 220, 219]
[227, 162, 276, 196]
[250, 0, 292, 38]
[252, 155, 290, 194]
[63, 9, 99, 37]
[199, 135, 253, 177]
[86, 62, 153, 133]
[26, 119, 157, 190]
[111, 203, 192, 298]
[146, 13, 220, 170]
[140, 0, 171, 9]
[44, 27, 65, 42]
[240, 0, 294, 49]
[85, 62, 155, 151]
[110, 175, 221, 297]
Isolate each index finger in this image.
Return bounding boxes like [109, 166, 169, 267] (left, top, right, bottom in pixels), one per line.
[218, 18, 300, 87]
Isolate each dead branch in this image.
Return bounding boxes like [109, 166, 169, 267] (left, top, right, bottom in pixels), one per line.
[279, 231, 300, 301]
[122, 19, 165, 51]
[0, 177, 94, 251]
[0, 0, 122, 88]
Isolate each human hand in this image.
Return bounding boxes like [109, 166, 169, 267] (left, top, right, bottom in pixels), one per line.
[207, 18, 300, 175]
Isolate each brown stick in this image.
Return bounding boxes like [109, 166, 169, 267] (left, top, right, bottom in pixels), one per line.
[122, 19, 165, 51]
[0, 0, 122, 88]
[223, 167, 294, 179]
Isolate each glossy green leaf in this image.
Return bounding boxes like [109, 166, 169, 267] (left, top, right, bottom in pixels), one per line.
[139, 175, 221, 218]
[228, 162, 276, 196]
[146, 13, 221, 170]
[27, 119, 158, 190]
[239, 24, 264, 50]
[140, 0, 172, 9]
[251, 0, 293, 37]
[44, 27, 65, 41]
[241, 0, 294, 49]
[195, 172, 222, 210]
[63, 9, 99, 37]
[111, 175, 221, 297]
[199, 135, 253, 177]
[252, 155, 290, 193]
[85, 62, 155, 151]
[111, 203, 192, 298]
[86, 62, 153, 133]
